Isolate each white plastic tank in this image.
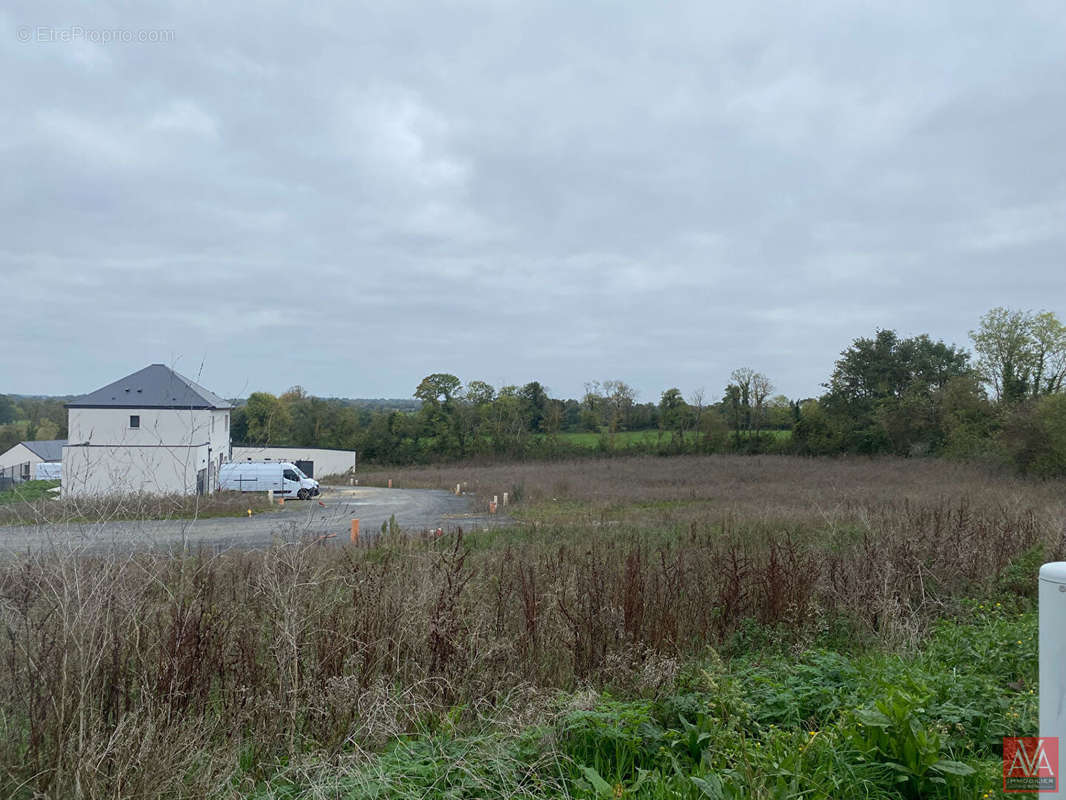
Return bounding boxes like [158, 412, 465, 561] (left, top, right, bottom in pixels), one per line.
[34, 462, 62, 481]
[1040, 562, 1066, 797]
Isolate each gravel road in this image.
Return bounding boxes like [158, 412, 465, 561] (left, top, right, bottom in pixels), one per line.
[0, 486, 504, 555]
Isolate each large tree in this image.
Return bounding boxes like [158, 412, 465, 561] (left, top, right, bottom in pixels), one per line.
[415, 374, 463, 458]
[243, 392, 292, 445]
[602, 380, 637, 433]
[414, 374, 462, 406]
[723, 368, 773, 447]
[0, 395, 16, 425]
[463, 380, 495, 407]
[722, 384, 743, 442]
[659, 388, 691, 448]
[822, 330, 972, 454]
[729, 368, 754, 433]
[970, 307, 1066, 402]
[519, 381, 549, 432]
[825, 330, 970, 406]
[1031, 311, 1066, 396]
[750, 372, 774, 442]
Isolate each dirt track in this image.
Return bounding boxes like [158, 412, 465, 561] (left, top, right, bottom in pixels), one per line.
[0, 486, 503, 555]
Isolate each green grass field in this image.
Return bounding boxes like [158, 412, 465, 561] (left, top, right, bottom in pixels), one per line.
[548, 429, 792, 448]
[0, 479, 59, 505]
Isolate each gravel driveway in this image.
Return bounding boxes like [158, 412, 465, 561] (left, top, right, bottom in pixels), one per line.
[0, 486, 503, 555]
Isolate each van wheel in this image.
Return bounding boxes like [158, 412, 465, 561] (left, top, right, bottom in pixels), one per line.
[297, 489, 309, 500]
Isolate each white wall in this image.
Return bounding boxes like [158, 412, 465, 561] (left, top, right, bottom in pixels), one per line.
[68, 407, 223, 448]
[231, 446, 356, 478]
[206, 410, 231, 485]
[64, 406, 231, 496]
[62, 443, 210, 496]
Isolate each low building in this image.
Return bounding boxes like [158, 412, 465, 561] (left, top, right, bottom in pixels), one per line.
[62, 364, 232, 496]
[230, 446, 356, 479]
[0, 439, 67, 487]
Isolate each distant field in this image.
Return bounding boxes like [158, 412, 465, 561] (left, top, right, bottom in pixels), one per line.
[552, 430, 668, 447]
[548, 428, 792, 448]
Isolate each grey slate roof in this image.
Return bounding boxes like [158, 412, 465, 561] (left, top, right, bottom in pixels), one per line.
[66, 364, 233, 410]
[21, 440, 67, 461]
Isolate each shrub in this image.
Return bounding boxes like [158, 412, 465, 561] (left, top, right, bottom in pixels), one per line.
[1001, 393, 1066, 477]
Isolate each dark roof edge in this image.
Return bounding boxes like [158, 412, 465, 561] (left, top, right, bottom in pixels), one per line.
[65, 364, 233, 410]
[64, 404, 230, 410]
[18, 439, 68, 460]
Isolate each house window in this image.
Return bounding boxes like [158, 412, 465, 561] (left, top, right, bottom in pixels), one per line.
[130, 415, 140, 429]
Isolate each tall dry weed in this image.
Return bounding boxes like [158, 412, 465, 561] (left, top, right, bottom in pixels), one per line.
[0, 455, 1061, 797]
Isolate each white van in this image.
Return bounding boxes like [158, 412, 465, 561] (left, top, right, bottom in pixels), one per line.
[219, 461, 320, 499]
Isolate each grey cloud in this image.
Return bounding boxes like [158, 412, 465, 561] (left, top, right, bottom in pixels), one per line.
[2, 0, 1065, 401]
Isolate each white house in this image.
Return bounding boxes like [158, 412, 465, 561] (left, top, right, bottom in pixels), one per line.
[0, 439, 66, 485]
[62, 364, 232, 497]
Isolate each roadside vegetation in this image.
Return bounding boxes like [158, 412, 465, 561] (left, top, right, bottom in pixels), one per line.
[0, 455, 1057, 798]
[0, 488, 275, 526]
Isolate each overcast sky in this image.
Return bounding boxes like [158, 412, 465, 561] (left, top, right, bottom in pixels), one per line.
[2, 1, 1064, 402]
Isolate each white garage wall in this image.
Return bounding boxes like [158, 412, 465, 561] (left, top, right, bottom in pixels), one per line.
[230, 447, 356, 478]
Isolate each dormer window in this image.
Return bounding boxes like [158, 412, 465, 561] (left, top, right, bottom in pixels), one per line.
[129, 415, 140, 429]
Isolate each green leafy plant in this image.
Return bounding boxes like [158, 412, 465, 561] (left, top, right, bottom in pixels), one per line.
[669, 714, 714, 765]
[557, 700, 664, 782]
[849, 690, 975, 798]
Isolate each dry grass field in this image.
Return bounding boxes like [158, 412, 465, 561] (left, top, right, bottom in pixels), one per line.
[356, 453, 1065, 528]
[0, 455, 1059, 798]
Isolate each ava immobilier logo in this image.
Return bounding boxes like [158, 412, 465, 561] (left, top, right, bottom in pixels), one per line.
[1004, 737, 1058, 792]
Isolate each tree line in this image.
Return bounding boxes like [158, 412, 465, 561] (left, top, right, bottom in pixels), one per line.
[0, 396, 68, 456]
[226, 306, 1065, 476]
[228, 371, 794, 466]
[2, 306, 1063, 476]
